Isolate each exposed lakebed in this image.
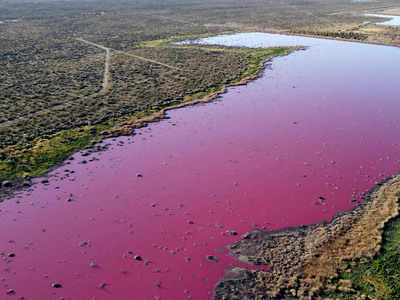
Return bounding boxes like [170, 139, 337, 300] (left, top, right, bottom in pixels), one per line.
[1, 33, 400, 299]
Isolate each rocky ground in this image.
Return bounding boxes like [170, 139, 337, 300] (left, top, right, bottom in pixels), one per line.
[214, 175, 400, 300]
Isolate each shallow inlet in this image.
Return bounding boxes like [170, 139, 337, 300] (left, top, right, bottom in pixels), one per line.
[1, 33, 400, 299]
[364, 13, 400, 25]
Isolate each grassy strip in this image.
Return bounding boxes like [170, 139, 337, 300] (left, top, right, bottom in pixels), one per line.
[0, 39, 294, 181]
[322, 216, 400, 300]
[0, 125, 106, 179]
[183, 46, 294, 102]
[136, 32, 234, 48]
[0, 108, 154, 180]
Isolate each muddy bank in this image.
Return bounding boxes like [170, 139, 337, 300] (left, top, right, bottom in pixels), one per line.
[214, 175, 400, 299]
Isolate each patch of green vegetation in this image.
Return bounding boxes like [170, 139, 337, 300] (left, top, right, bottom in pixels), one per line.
[0, 126, 104, 179]
[0, 107, 159, 181]
[322, 216, 400, 300]
[183, 46, 293, 102]
[138, 32, 230, 48]
[240, 47, 293, 78]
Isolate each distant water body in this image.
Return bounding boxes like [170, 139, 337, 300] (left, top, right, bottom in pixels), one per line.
[365, 13, 400, 26]
[0, 19, 19, 25]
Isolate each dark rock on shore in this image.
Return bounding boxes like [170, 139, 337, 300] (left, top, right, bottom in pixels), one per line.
[213, 267, 295, 300]
[2, 180, 12, 188]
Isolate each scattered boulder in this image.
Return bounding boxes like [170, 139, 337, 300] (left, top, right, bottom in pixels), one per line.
[2, 181, 12, 188]
[98, 282, 107, 289]
[79, 241, 88, 247]
[6, 289, 15, 295]
[52, 283, 62, 288]
[206, 255, 220, 262]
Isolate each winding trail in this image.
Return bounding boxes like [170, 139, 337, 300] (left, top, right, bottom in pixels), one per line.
[114, 49, 181, 70]
[78, 38, 180, 71]
[0, 39, 111, 127]
[76, 38, 111, 93]
[0, 38, 180, 127]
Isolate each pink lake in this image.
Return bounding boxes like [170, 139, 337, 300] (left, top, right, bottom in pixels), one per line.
[1, 33, 400, 300]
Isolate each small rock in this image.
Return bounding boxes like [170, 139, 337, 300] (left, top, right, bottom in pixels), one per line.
[2, 181, 12, 188]
[22, 180, 31, 187]
[206, 255, 220, 262]
[7, 253, 15, 258]
[52, 283, 62, 288]
[242, 232, 251, 239]
[229, 231, 238, 236]
[134, 255, 143, 261]
[98, 282, 106, 289]
[6, 289, 15, 295]
[136, 173, 143, 178]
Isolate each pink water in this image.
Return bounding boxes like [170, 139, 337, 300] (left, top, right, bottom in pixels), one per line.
[1, 33, 400, 300]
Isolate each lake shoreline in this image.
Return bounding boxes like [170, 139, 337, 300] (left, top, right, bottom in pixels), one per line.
[258, 29, 400, 49]
[3, 27, 400, 200]
[2, 31, 400, 299]
[0, 45, 301, 202]
[213, 174, 400, 299]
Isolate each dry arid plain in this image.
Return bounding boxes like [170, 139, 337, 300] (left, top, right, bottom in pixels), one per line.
[1, 0, 400, 299]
